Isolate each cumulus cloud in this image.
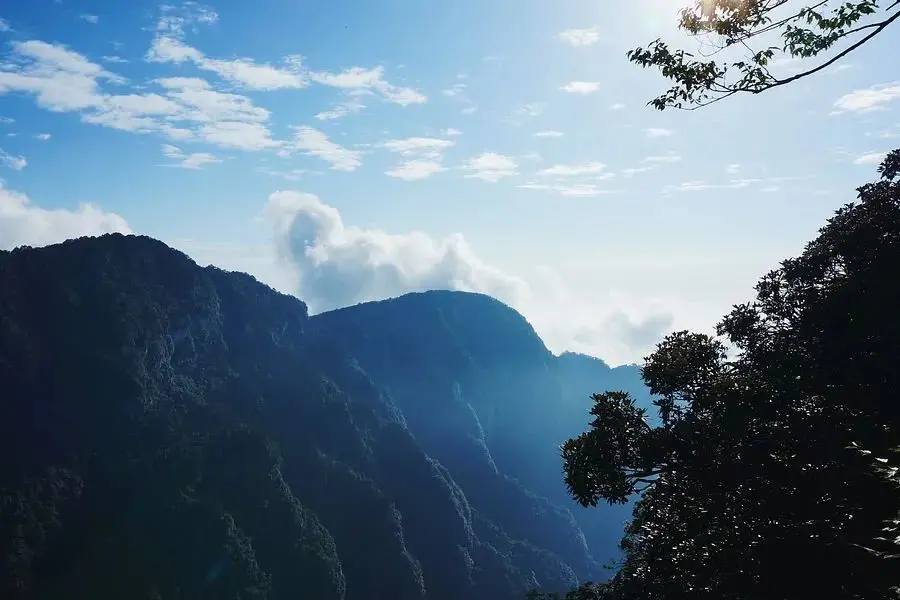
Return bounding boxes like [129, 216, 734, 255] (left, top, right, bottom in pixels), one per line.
[461, 152, 518, 182]
[558, 26, 601, 47]
[571, 310, 675, 361]
[263, 190, 529, 313]
[0, 183, 130, 250]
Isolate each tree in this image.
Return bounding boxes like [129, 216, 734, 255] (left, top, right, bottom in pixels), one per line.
[628, 0, 900, 110]
[559, 149, 900, 599]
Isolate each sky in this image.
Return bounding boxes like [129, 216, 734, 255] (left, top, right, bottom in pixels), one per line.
[0, 0, 897, 365]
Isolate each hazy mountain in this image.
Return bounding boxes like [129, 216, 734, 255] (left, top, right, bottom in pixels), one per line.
[0, 234, 650, 600]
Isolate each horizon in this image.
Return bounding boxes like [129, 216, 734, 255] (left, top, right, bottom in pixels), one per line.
[1, 0, 897, 366]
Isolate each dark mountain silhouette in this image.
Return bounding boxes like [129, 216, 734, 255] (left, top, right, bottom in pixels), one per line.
[0, 234, 650, 600]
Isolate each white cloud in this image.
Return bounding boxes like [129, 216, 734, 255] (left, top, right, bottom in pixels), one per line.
[101, 56, 129, 64]
[34, 133, 51, 140]
[288, 126, 362, 171]
[386, 160, 446, 181]
[610, 103, 625, 110]
[442, 83, 467, 97]
[668, 178, 761, 192]
[0, 148, 27, 170]
[0, 117, 13, 124]
[833, 82, 900, 113]
[853, 151, 887, 165]
[0, 182, 130, 250]
[0, 40, 122, 113]
[462, 152, 518, 182]
[147, 3, 424, 104]
[644, 127, 674, 138]
[535, 130, 564, 138]
[560, 81, 600, 95]
[0, 40, 281, 151]
[622, 166, 654, 177]
[461, 105, 478, 115]
[315, 99, 365, 121]
[147, 35, 308, 91]
[309, 66, 426, 106]
[642, 153, 681, 164]
[381, 136, 454, 157]
[0, 18, 11, 33]
[558, 26, 601, 47]
[539, 161, 606, 177]
[514, 103, 545, 117]
[442, 128, 462, 136]
[80, 14, 99, 24]
[725, 163, 740, 174]
[160, 143, 222, 169]
[381, 136, 454, 180]
[263, 190, 529, 313]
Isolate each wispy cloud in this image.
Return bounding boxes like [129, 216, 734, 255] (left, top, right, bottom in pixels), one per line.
[381, 136, 455, 180]
[0, 18, 12, 32]
[558, 26, 600, 47]
[560, 81, 600, 95]
[534, 130, 564, 138]
[160, 143, 222, 169]
[539, 161, 607, 177]
[288, 126, 362, 171]
[34, 133, 52, 141]
[80, 14, 100, 24]
[644, 127, 674, 138]
[833, 82, 900, 113]
[853, 151, 887, 165]
[101, 55, 129, 64]
[441, 128, 462, 136]
[386, 160, 446, 181]
[314, 98, 365, 121]
[0, 148, 27, 170]
[642, 153, 681, 164]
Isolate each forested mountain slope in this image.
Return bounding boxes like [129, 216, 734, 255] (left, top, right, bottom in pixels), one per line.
[0, 234, 650, 600]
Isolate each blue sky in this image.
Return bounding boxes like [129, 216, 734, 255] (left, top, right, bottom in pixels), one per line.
[1, 0, 898, 364]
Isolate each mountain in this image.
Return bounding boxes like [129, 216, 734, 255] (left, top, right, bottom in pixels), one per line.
[0, 234, 650, 600]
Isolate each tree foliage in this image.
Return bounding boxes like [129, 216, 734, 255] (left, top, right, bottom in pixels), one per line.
[557, 149, 900, 599]
[628, 0, 900, 109]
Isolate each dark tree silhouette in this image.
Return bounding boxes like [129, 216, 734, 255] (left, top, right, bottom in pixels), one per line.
[628, 0, 900, 109]
[551, 149, 900, 599]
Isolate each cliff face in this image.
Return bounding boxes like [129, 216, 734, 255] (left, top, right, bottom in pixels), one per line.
[0, 234, 650, 600]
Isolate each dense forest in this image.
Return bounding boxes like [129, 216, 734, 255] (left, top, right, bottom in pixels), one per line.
[535, 150, 900, 599]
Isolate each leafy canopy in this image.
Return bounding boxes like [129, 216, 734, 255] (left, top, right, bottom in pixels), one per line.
[628, 0, 900, 109]
[555, 149, 900, 599]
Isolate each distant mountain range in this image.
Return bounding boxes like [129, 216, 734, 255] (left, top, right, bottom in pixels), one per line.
[0, 234, 652, 600]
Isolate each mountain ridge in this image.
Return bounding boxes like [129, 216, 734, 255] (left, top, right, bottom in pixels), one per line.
[0, 233, 650, 600]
